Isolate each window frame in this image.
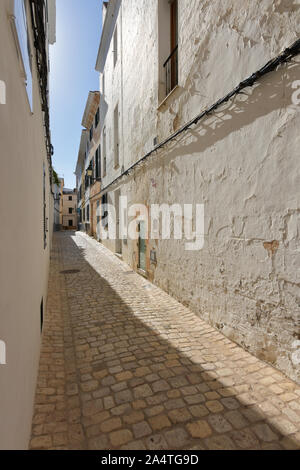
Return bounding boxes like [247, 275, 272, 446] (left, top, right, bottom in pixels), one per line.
[13, 0, 33, 111]
[102, 127, 107, 177]
[95, 107, 100, 128]
[114, 104, 119, 168]
[113, 25, 118, 67]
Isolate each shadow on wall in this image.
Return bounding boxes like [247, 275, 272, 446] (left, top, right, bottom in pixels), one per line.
[143, 60, 300, 171]
[31, 231, 300, 450]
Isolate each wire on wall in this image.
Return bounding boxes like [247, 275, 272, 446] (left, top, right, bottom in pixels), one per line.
[99, 37, 300, 196]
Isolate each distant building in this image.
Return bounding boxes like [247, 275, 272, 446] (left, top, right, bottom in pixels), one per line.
[75, 130, 88, 232]
[61, 186, 78, 230]
[52, 174, 63, 231]
[75, 91, 101, 236]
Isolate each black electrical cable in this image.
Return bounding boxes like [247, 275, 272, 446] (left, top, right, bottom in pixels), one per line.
[95, 37, 300, 198]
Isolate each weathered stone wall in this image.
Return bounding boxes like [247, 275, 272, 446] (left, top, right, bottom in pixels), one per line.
[100, 0, 300, 382]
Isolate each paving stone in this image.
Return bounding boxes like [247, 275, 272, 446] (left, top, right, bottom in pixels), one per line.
[165, 428, 190, 448]
[109, 429, 133, 447]
[132, 400, 147, 410]
[229, 429, 259, 449]
[268, 416, 298, 435]
[189, 404, 209, 418]
[167, 390, 181, 399]
[186, 420, 212, 439]
[220, 397, 240, 410]
[184, 394, 205, 405]
[152, 380, 170, 393]
[208, 414, 233, 433]
[123, 411, 144, 425]
[205, 400, 224, 414]
[111, 403, 132, 416]
[115, 389, 133, 405]
[225, 410, 248, 429]
[132, 421, 152, 438]
[145, 405, 164, 417]
[146, 434, 169, 450]
[100, 417, 122, 433]
[88, 435, 109, 450]
[205, 434, 236, 450]
[116, 371, 133, 382]
[133, 384, 153, 399]
[149, 414, 172, 431]
[280, 393, 298, 402]
[168, 408, 192, 424]
[252, 423, 279, 442]
[165, 398, 186, 410]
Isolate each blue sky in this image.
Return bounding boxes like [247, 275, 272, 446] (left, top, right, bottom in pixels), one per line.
[50, 0, 103, 189]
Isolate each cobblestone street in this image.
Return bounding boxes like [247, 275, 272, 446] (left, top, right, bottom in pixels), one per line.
[30, 232, 300, 450]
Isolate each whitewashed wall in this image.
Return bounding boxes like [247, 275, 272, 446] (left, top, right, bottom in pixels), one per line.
[100, 0, 300, 383]
[0, 0, 54, 449]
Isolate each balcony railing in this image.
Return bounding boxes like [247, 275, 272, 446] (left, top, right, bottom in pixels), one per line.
[163, 45, 178, 96]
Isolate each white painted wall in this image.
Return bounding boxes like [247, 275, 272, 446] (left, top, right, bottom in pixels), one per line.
[99, 0, 300, 382]
[0, 0, 55, 449]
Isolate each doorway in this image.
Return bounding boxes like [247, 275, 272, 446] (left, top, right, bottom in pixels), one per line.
[115, 190, 122, 255]
[138, 221, 147, 272]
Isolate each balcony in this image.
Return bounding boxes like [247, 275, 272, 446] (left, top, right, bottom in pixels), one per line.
[163, 45, 178, 97]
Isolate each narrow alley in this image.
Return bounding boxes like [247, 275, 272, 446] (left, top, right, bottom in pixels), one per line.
[30, 232, 300, 451]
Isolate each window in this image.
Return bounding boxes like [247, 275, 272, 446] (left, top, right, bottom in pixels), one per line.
[102, 127, 107, 177]
[87, 205, 90, 222]
[69, 196, 72, 201]
[113, 25, 118, 67]
[102, 73, 105, 98]
[14, 0, 33, 110]
[69, 208, 73, 214]
[96, 146, 101, 179]
[169, 0, 178, 93]
[114, 104, 119, 167]
[101, 194, 108, 228]
[97, 201, 100, 225]
[95, 107, 100, 128]
[158, 0, 179, 100]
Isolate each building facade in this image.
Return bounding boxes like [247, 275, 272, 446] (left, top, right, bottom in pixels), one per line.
[61, 186, 78, 230]
[53, 175, 63, 231]
[76, 129, 88, 232]
[92, 0, 300, 383]
[0, 0, 56, 449]
[75, 91, 101, 237]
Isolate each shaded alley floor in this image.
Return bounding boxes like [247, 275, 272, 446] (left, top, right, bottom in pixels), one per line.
[30, 232, 300, 450]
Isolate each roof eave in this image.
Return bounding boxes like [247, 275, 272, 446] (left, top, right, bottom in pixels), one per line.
[95, 0, 121, 73]
[81, 91, 100, 129]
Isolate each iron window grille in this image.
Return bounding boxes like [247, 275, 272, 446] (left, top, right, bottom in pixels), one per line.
[163, 45, 178, 96]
